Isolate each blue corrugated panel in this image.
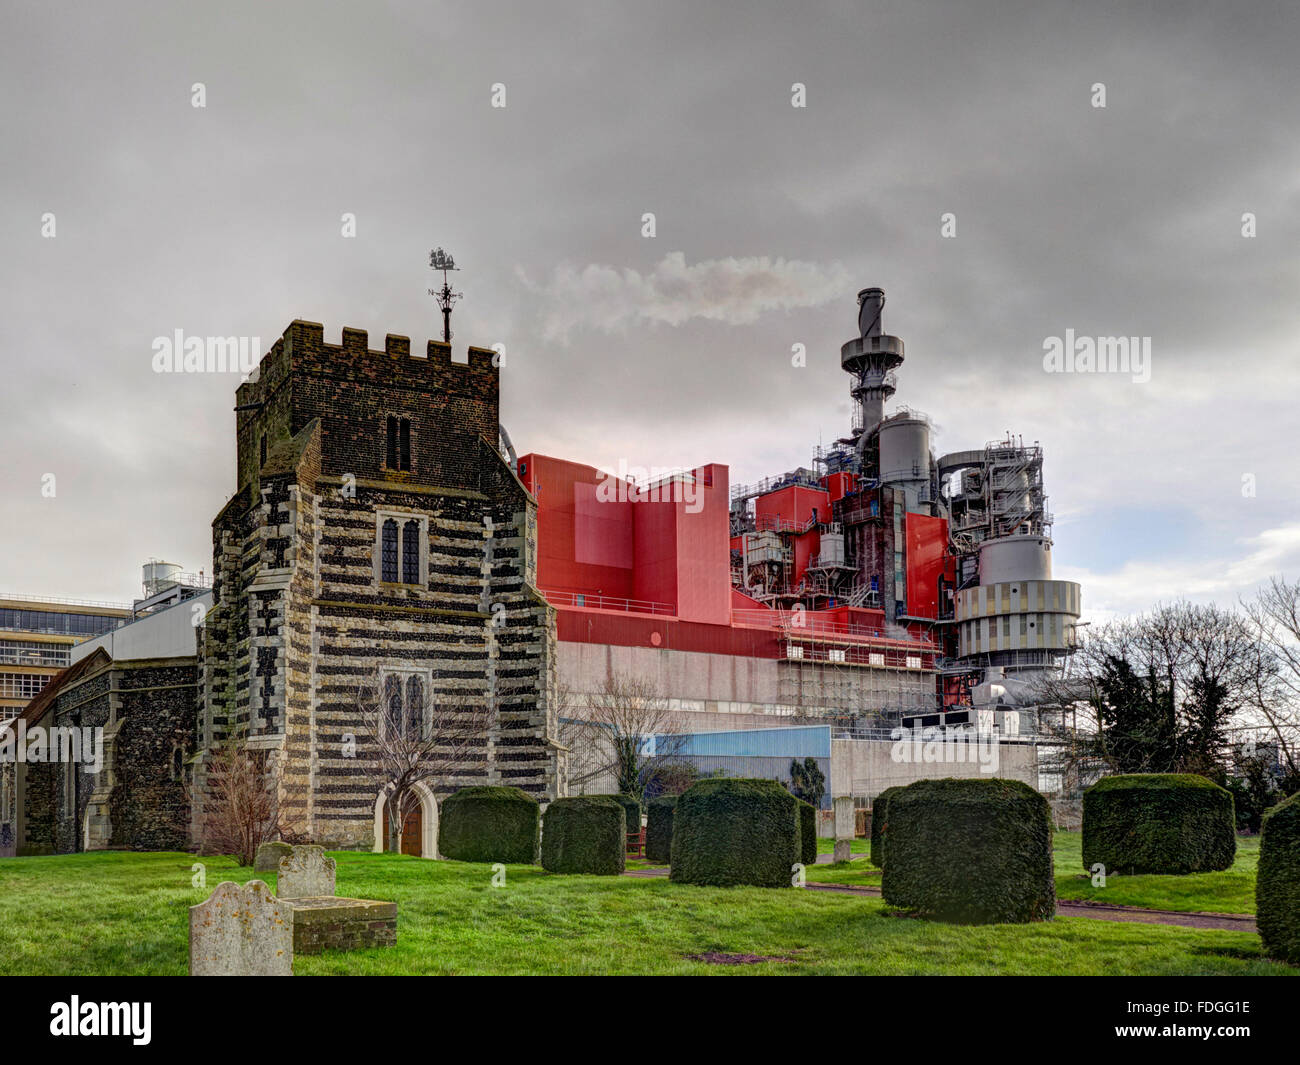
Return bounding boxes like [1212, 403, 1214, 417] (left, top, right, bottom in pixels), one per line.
[658, 724, 831, 759]
[681, 755, 833, 810]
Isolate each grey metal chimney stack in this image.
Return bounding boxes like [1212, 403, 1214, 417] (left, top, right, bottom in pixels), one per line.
[858, 287, 886, 337]
[841, 287, 904, 442]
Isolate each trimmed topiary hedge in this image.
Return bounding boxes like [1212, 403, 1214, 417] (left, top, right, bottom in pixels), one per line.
[1257, 790, 1300, 965]
[880, 778, 1055, 923]
[541, 796, 626, 875]
[870, 785, 906, 869]
[438, 785, 540, 864]
[797, 799, 817, 867]
[645, 795, 677, 864]
[594, 793, 641, 837]
[670, 778, 799, 888]
[1082, 773, 1236, 875]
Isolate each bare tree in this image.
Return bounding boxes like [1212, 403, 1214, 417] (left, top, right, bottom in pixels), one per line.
[1040, 601, 1268, 778]
[1242, 577, 1300, 779]
[192, 729, 309, 866]
[357, 672, 493, 855]
[558, 673, 685, 800]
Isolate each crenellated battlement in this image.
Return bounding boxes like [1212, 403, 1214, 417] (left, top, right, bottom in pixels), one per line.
[233, 317, 501, 494]
[274, 320, 498, 382]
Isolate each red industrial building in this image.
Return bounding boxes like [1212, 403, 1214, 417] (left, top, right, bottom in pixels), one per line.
[518, 287, 1080, 737]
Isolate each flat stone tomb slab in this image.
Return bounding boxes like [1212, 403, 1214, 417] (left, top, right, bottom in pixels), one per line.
[285, 896, 397, 955]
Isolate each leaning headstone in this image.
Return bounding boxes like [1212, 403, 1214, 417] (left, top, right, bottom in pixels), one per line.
[189, 881, 292, 976]
[254, 841, 294, 873]
[278, 845, 336, 899]
[833, 796, 855, 862]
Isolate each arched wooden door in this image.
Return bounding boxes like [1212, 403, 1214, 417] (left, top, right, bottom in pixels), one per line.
[382, 798, 423, 855]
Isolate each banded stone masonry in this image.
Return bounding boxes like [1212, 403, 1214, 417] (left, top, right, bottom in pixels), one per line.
[192, 321, 561, 857]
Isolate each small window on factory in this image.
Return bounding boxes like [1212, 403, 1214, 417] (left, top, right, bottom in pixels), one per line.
[259, 434, 267, 466]
[385, 416, 412, 471]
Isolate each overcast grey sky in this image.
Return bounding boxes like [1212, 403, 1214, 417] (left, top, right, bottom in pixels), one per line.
[2, 0, 1297, 621]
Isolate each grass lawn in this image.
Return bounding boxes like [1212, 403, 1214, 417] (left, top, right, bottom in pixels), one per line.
[806, 831, 1260, 915]
[816, 837, 868, 855]
[0, 850, 1290, 976]
[1053, 831, 1258, 914]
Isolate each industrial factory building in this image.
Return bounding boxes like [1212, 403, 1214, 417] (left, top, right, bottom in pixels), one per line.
[2, 284, 1081, 856]
[527, 288, 1081, 741]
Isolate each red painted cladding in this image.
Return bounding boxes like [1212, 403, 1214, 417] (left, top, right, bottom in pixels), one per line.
[755, 485, 831, 530]
[519, 453, 636, 600]
[904, 512, 949, 619]
[820, 471, 856, 503]
[519, 453, 730, 624]
[792, 529, 820, 586]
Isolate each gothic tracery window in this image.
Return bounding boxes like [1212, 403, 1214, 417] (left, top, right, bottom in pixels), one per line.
[405, 675, 425, 740]
[381, 519, 399, 582]
[402, 519, 421, 585]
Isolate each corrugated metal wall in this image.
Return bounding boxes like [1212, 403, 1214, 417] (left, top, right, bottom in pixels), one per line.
[667, 724, 831, 758]
[681, 754, 832, 809]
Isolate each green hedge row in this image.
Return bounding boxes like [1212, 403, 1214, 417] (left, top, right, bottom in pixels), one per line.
[880, 778, 1055, 924]
[797, 799, 817, 867]
[1257, 790, 1300, 965]
[438, 786, 540, 864]
[541, 796, 625, 875]
[645, 796, 677, 864]
[870, 785, 905, 869]
[1082, 774, 1236, 875]
[670, 778, 798, 888]
[594, 793, 641, 836]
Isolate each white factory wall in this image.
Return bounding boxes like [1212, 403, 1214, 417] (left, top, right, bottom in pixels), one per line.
[830, 737, 1038, 802]
[70, 592, 212, 664]
[557, 640, 932, 727]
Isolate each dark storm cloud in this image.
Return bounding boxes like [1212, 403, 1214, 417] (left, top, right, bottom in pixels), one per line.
[1, 0, 1297, 617]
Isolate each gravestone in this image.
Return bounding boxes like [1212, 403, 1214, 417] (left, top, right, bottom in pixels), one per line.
[254, 840, 294, 873]
[189, 880, 292, 976]
[278, 845, 336, 899]
[832, 796, 855, 862]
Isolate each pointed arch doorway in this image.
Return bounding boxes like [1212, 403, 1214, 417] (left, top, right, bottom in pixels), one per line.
[372, 781, 439, 859]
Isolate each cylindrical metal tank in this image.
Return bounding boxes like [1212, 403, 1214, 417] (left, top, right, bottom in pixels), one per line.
[142, 560, 182, 596]
[818, 532, 845, 566]
[978, 535, 1052, 585]
[879, 416, 930, 483]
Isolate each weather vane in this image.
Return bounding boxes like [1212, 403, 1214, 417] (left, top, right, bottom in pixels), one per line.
[428, 247, 461, 342]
